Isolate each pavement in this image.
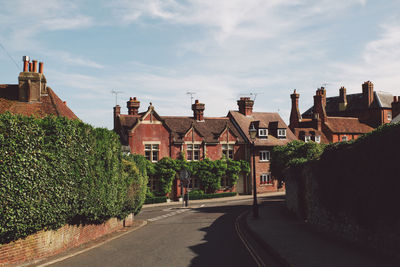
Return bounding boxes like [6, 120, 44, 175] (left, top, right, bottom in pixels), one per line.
[244, 195, 400, 267]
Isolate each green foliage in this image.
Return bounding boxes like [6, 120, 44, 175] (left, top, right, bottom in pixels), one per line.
[144, 195, 167, 204]
[153, 157, 178, 195]
[0, 113, 146, 244]
[148, 157, 249, 195]
[122, 154, 149, 215]
[270, 140, 325, 181]
[188, 192, 237, 200]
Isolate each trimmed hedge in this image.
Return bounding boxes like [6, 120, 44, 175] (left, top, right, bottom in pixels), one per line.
[144, 196, 168, 204]
[0, 113, 146, 244]
[187, 192, 237, 200]
[315, 122, 400, 227]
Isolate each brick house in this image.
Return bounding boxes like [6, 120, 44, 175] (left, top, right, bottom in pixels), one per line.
[113, 98, 246, 199]
[289, 81, 397, 143]
[228, 97, 297, 193]
[0, 56, 77, 119]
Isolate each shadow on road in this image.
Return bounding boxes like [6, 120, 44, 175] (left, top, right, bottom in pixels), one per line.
[187, 203, 258, 267]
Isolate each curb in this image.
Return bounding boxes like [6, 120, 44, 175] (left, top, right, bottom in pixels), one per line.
[239, 208, 293, 267]
[34, 220, 148, 267]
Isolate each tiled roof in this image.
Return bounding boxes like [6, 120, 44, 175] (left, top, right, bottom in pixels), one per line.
[325, 117, 373, 133]
[162, 116, 243, 143]
[392, 114, 400, 124]
[0, 85, 78, 119]
[302, 91, 393, 118]
[228, 111, 297, 146]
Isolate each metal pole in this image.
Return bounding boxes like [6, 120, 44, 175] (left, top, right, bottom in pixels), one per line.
[252, 141, 259, 218]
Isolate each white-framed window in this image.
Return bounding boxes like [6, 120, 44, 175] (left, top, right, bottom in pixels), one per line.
[277, 129, 286, 138]
[145, 144, 159, 162]
[222, 144, 234, 159]
[304, 135, 311, 142]
[260, 150, 270, 162]
[388, 111, 392, 121]
[315, 135, 321, 143]
[260, 173, 272, 185]
[187, 144, 200, 161]
[258, 128, 268, 137]
[342, 135, 348, 141]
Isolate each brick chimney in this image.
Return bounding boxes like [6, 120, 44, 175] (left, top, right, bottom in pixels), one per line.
[127, 97, 140, 115]
[313, 87, 327, 122]
[18, 56, 47, 102]
[237, 97, 254, 116]
[392, 96, 400, 119]
[113, 105, 121, 130]
[289, 89, 301, 130]
[362, 81, 374, 107]
[339, 86, 347, 111]
[192, 99, 205, 121]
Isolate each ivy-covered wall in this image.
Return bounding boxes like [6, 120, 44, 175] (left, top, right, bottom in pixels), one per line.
[0, 113, 148, 244]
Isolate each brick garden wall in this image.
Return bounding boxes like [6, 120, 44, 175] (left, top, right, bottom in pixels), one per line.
[0, 214, 134, 266]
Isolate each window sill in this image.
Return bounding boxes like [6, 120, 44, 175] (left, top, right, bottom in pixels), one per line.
[259, 160, 270, 162]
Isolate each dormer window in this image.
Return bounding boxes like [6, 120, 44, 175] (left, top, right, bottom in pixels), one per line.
[315, 135, 321, 143]
[258, 128, 268, 138]
[277, 129, 286, 138]
[304, 135, 311, 142]
[388, 111, 392, 121]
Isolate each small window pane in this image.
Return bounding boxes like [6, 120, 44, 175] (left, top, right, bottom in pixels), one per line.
[152, 144, 159, 150]
[145, 144, 151, 150]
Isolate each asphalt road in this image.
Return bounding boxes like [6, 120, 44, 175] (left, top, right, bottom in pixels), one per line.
[47, 199, 267, 267]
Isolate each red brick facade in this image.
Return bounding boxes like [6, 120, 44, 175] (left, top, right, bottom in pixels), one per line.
[114, 97, 294, 196]
[289, 81, 398, 143]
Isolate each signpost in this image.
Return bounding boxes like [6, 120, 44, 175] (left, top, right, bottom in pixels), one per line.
[179, 169, 191, 207]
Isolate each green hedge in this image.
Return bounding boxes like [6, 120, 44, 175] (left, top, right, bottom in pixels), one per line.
[315, 122, 400, 227]
[0, 113, 146, 244]
[144, 196, 168, 204]
[187, 192, 237, 200]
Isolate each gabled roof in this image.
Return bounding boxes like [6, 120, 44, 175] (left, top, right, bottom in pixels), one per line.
[302, 91, 393, 118]
[228, 111, 296, 146]
[325, 117, 374, 134]
[392, 114, 400, 124]
[0, 84, 77, 119]
[162, 116, 242, 143]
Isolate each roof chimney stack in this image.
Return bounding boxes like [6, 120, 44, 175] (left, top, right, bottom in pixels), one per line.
[127, 97, 140, 115]
[289, 89, 301, 130]
[237, 97, 254, 116]
[32, 60, 38, 72]
[192, 99, 205, 121]
[362, 81, 374, 107]
[339, 86, 347, 111]
[313, 87, 327, 122]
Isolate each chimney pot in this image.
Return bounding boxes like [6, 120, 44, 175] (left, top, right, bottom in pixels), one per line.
[22, 56, 30, 72]
[32, 60, 38, 72]
[39, 62, 43, 74]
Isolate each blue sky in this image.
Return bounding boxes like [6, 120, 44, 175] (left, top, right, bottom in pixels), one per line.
[1, 0, 400, 129]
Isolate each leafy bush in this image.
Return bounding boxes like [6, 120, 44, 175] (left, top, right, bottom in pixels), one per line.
[0, 113, 145, 244]
[144, 196, 167, 204]
[270, 140, 325, 181]
[188, 192, 237, 200]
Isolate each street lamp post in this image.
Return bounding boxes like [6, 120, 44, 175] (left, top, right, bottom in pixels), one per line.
[249, 127, 259, 218]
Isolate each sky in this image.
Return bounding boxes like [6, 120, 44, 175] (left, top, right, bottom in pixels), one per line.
[0, 0, 400, 129]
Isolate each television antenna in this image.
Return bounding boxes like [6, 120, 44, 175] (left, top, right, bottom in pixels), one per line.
[186, 91, 196, 105]
[321, 82, 329, 88]
[111, 89, 124, 106]
[250, 92, 263, 102]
